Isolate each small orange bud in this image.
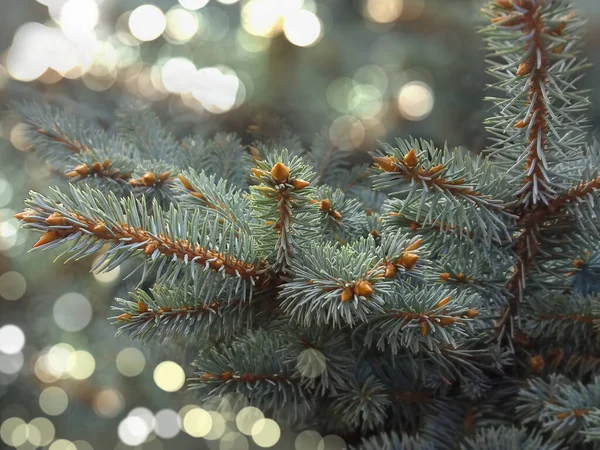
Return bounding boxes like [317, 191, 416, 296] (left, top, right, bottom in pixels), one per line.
[371, 230, 380, 238]
[573, 259, 585, 268]
[429, 164, 444, 175]
[331, 210, 343, 220]
[144, 242, 158, 255]
[138, 301, 148, 313]
[515, 120, 528, 129]
[385, 264, 397, 279]
[33, 230, 62, 248]
[556, 412, 569, 420]
[102, 158, 110, 169]
[517, 62, 531, 76]
[320, 199, 332, 212]
[14, 210, 36, 223]
[465, 309, 480, 319]
[93, 223, 108, 235]
[399, 252, 419, 271]
[191, 191, 206, 201]
[270, 162, 290, 184]
[178, 174, 194, 190]
[373, 156, 398, 172]
[496, 0, 512, 8]
[65, 171, 79, 178]
[403, 149, 418, 169]
[251, 168, 264, 179]
[91, 161, 103, 172]
[292, 179, 310, 190]
[420, 321, 430, 336]
[221, 371, 233, 381]
[409, 222, 419, 232]
[440, 273, 451, 282]
[438, 317, 457, 327]
[117, 313, 133, 321]
[530, 355, 545, 374]
[159, 171, 171, 182]
[341, 287, 354, 303]
[456, 273, 467, 282]
[211, 259, 224, 270]
[45, 212, 68, 226]
[74, 164, 90, 176]
[435, 296, 451, 309]
[406, 239, 422, 252]
[355, 280, 374, 297]
[142, 172, 156, 186]
[159, 306, 172, 313]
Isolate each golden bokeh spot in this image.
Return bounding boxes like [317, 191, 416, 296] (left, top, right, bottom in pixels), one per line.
[182, 407, 213, 437]
[153, 361, 185, 392]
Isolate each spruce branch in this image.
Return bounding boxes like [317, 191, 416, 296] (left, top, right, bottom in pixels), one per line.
[112, 286, 252, 344]
[250, 149, 318, 273]
[190, 330, 311, 422]
[16, 185, 267, 301]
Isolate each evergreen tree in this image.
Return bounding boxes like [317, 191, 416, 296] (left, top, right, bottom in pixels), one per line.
[12, 0, 600, 448]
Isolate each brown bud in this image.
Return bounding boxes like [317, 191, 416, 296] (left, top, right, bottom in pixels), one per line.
[251, 168, 264, 179]
[435, 296, 451, 309]
[93, 223, 108, 235]
[517, 62, 531, 76]
[144, 242, 158, 255]
[530, 355, 545, 374]
[14, 210, 37, 223]
[221, 371, 233, 381]
[465, 309, 480, 319]
[370, 230, 380, 238]
[406, 238, 422, 252]
[514, 120, 528, 129]
[270, 162, 290, 184]
[385, 264, 397, 279]
[573, 259, 585, 268]
[373, 156, 398, 172]
[496, 0, 512, 8]
[341, 287, 353, 303]
[320, 199, 332, 212]
[211, 259, 225, 270]
[403, 149, 418, 169]
[45, 212, 68, 226]
[102, 158, 110, 169]
[420, 321, 430, 336]
[292, 179, 310, 190]
[74, 164, 90, 176]
[138, 301, 148, 313]
[159, 306, 172, 313]
[440, 273, 451, 282]
[556, 412, 569, 420]
[438, 317, 457, 327]
[456, 273, 467, 282]
[409, 222, 419, 232]
[354, 280, 374, 297]
[65, 171, 79, 178]
[429, 164, 444, 175]
[33, 231, 62, 248]
[117, 313, 133, 321]
[399, 252, 419, 271]
[159, 171, 171, 182]
[191, 191, 206, 201]
[91, 161, 103, 173]
[142, 172, 156, 186]
[178, 174, 194, 190]
[331, 210, 343, 220]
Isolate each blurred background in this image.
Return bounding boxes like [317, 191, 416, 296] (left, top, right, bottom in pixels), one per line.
[0, 0, 599, 449]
